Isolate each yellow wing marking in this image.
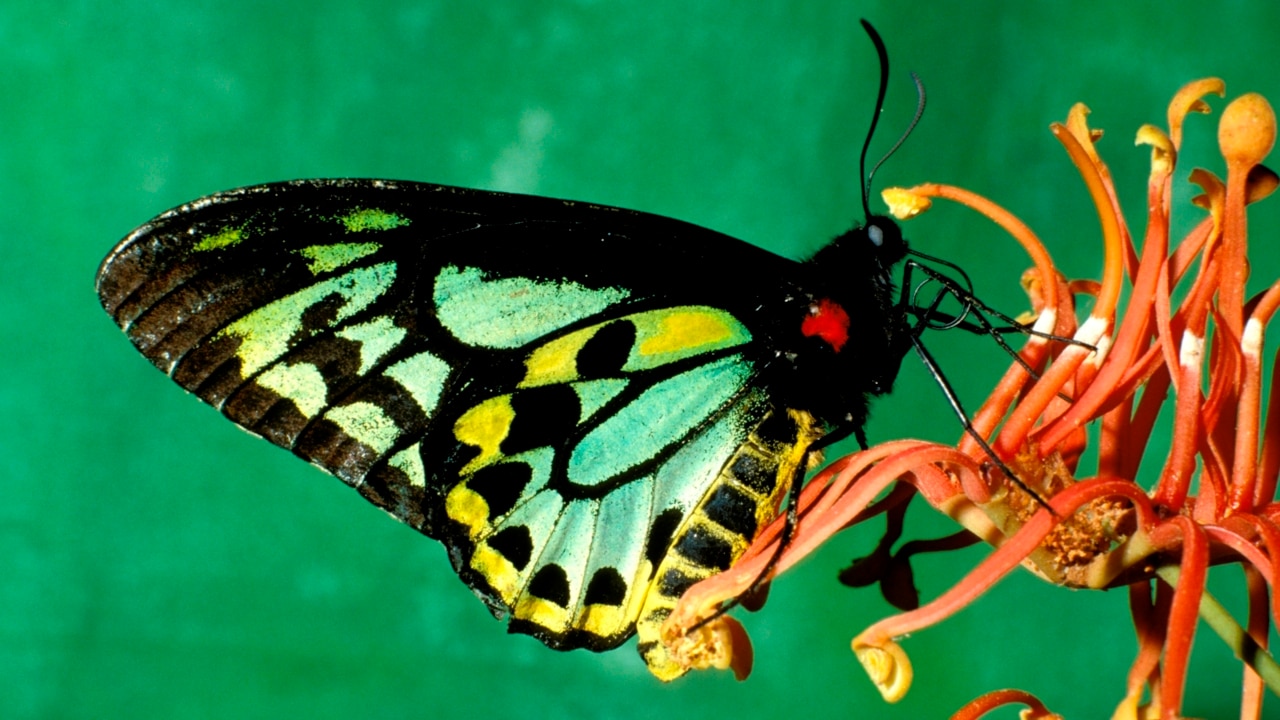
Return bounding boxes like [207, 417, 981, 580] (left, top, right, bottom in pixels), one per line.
[469, 544, 520, 602]
[452, 396, 515, 473]
[522, 327, 596, 387]
[444, 483, 490, 537]
[637, 309, 735, 357]
[514, 596, 571, 634]
[579, 603, 628, 638]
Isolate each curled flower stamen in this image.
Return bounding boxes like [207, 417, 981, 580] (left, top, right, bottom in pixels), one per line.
[852, 638, 912, 703]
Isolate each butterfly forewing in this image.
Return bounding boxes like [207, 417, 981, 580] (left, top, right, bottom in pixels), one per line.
[98, 179, 825, 675]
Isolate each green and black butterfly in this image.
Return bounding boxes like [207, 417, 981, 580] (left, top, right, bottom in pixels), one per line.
[97, 21, 968, 680]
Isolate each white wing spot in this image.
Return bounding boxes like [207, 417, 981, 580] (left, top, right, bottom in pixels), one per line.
[389, 443, 426, 487]
[257, 362, 328, 417]
[326, 401, 399, 453]
[384, 351, 451, 417]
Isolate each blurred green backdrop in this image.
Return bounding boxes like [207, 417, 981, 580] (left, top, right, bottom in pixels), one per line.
[5, 2, 1280, 718]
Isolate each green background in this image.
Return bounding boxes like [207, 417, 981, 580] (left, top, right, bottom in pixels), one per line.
[6, 1, 1280, 718]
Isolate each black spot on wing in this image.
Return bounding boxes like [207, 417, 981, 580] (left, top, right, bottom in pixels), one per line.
[487, 526, 534, 571]
[501, 385, 581, 454]
[527, 564, 571, 608]
[583, 567, 627, 606]
[575, 320, 636, 378]
[644, 508, 683, 568]
[467, 462, 533, 520]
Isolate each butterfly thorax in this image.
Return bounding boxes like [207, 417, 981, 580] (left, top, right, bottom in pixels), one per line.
[771, 216, 911, 440]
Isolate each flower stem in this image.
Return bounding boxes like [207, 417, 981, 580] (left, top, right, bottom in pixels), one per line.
[1156, 565, 1280, 696]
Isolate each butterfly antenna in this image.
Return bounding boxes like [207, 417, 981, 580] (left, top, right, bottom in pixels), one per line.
[858, 19, 891, 221]
[866, 72, 926, 194]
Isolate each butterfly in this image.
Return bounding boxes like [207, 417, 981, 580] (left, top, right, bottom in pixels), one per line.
[96, 21, 958, 680]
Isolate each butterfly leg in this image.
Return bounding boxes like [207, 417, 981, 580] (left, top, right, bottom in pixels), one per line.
[896, 264, 1053, 509]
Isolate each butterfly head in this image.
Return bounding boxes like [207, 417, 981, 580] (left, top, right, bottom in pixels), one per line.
[806, 213, 909, 291]
[854, 214, 908, 275]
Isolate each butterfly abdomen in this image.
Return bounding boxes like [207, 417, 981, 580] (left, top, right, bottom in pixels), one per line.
[634, 408, 823, 680]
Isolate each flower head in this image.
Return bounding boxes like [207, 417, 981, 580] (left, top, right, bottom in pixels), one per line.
[659, 80, 1279, 719]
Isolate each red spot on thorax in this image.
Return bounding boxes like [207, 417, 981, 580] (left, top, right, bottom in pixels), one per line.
[801, 298, 851, 352]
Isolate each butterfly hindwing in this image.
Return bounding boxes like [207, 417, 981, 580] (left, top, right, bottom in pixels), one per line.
[434, 308, 760, 640]
[98, 179, 827, 677]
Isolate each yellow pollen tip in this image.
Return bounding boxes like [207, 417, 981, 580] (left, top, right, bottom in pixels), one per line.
[882, 187, 932, 220]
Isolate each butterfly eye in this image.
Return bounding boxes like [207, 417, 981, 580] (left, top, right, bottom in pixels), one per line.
[867, 224, 884, 247]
